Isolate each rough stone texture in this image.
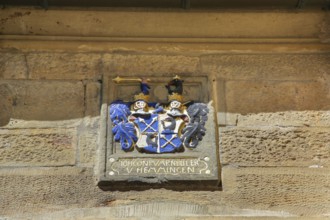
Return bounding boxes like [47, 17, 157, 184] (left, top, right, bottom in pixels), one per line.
[0, 80, 84, 120]
[0, 7, 330, 219]
[77, 117, 99, 167]
[220, 127, 330, 167]
[1, 118, 82, 129]
[0, 53, 27, 79]
[0, 83, 13, 126]
[106, 76, 208, 104]
[222, 167, 330, 216]
[27, 53, 102, 80]
[320, 13, 330, 43]
[85, 81, 101, 116]
[0, 128, 76, 166]
[1, 166, 329, 219]
[225, 80, 330, 114]
[0, 167, 110, 217]
[237, 111, 330, 127]
[201, 54, 330, 81]
[0, 9, 325, 38]
[103, 54, 200, 75]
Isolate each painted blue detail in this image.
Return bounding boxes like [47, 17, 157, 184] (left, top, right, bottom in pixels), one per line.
[144, 132, 182, 153]
[159, 132, 182, 152]
[112, 122, 138, 151]
[109, 103, 131, 125]
[109, 102, 137, 151]
[140, 82, 150, 95]
[134, 114, 158, 133]
[152, 104, 164, 114]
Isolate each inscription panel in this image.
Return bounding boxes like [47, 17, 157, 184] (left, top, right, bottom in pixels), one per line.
[109, 158, 211, 176]
[98, 76, 219, 189]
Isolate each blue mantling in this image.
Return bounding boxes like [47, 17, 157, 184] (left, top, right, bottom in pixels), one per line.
[109, 102, 137, 151]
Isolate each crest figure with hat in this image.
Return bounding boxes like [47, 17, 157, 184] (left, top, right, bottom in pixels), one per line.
[109, 75, 209, 154]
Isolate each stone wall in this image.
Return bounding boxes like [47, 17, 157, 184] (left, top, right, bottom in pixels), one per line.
[0, 7, 330, 219]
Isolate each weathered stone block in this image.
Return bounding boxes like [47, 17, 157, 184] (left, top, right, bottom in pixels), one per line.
[225, 80, 330, 114]
[0, 80, 84, 120]
[0, 53, 27, 79]
[222, 167, 330, 215]
[0, 83, 13, 126]
[27, 53, 102, 80]
[237, 111, 330, 127]
[103, 75, 209, 104]
[0, 9, 325, 38]
[78, 117, 99, 167]
[1, 118, 82, 129]
[220, 127, 330, 167]
[0, 167, 107, 216]
[85, 82, 101, 116]
[0, 128, 76, 166]
[201, 54, 330, 81]
[103, 54, 199, 75]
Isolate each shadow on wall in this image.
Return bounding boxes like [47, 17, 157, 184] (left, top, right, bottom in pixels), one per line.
[1, 53, 330, 127]
[1, 76, 330, 127]
[0, 80, 102, 127]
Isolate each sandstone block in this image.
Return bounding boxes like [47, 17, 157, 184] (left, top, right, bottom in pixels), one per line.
[85, 82, 101, 116]
[0, 53, 27, 79]
[1, 118, 82, 129]
[103, 75, 208, 104]
[0, 80, 85, 120]
[237, 111, 330, 127]
[0, 8, 324, 38]
[103, 54, 199, 75]
[220, 127, 330, 167]
[27, 53, 102, 80]
[0, 83, 13, 126]
[320, 14, 330, 43]
[78, 117, 99, 167]
[0, 128, 76, 166]
[217, 112, 238, 126]
[201, 54, 330, 81]
[0, 167, 107, 216]
[222, 167, 330, 216]
[225, 80, 330, 114]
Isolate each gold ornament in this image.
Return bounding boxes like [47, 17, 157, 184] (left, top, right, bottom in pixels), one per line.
[134, 93, 150, 102]
[168, 93, 183, 102]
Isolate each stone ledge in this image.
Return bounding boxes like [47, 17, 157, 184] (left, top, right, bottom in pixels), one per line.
[1, 118, 82, 129]
[0, 166, 86, 176]
[220, 127, 330, 167]
[0, 8, 325, 38]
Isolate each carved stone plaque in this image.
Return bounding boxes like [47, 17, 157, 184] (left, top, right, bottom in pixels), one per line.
[97, 76, 219, 189]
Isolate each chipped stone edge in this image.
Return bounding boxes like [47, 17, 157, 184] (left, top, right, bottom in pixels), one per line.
[94, 103, 108, 183]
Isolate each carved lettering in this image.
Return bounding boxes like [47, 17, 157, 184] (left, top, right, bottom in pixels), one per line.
[110, 158, 209, 176]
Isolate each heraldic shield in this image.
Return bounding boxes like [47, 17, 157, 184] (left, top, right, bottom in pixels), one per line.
[109, 76, 209, 154]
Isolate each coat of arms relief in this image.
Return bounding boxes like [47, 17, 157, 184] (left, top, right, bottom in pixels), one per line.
[98, 75, 219, 189]
[109, 76, 209, 154]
